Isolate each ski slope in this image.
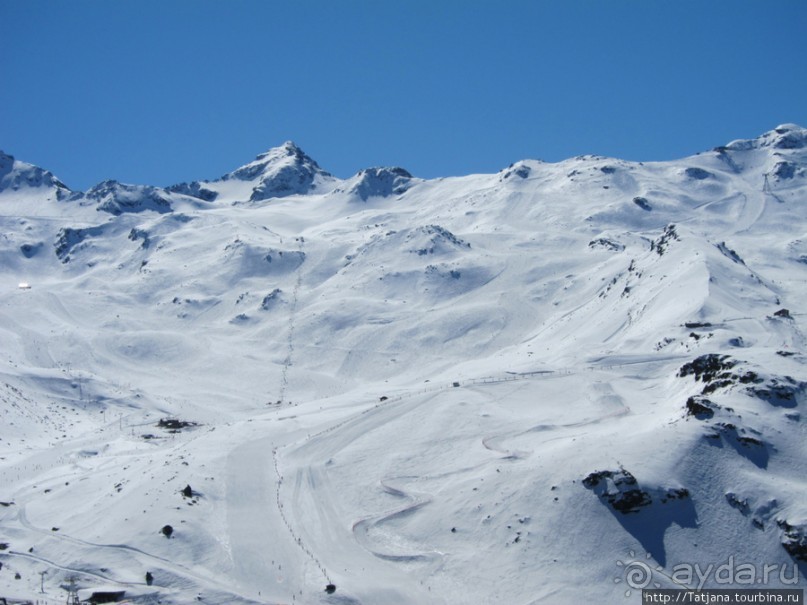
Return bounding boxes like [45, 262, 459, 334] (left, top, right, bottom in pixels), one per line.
[0, 126, 806, 603]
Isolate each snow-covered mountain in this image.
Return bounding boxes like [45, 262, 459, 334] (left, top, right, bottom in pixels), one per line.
[168, 141, 337, 204]
[1, 125, 806, 604]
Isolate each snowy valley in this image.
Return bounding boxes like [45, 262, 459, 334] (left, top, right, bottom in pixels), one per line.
[1, 125, 806, 604]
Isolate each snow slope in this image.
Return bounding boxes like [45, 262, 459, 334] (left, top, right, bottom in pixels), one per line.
[0, 125, 806, 604]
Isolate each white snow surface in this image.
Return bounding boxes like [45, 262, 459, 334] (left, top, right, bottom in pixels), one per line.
[1, 125, 807, 604]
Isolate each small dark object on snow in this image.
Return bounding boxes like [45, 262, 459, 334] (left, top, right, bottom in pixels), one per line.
[325, 583, 336, 594]
[774, 308, 792, 319]
[379, 396, 388, 402]
[157, 418, 198, 431]
[145, 571, 153, 586]
[182, 485, 193, 498]
[87, 590, 126, 603]
[161, 524, 174, 538]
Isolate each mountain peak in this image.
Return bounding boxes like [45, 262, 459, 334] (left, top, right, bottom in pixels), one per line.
[254, 140, 307, 163]
[723, 123, 807, 152]
[220, 142, 333, 201]
[85, 179, 172, 215]
[0, 149, 72, 200]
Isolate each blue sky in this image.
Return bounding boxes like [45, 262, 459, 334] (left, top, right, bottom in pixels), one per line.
[2, 1, 806, 191]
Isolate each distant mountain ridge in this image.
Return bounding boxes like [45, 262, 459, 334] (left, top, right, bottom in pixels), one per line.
[2, 122, 805, 209]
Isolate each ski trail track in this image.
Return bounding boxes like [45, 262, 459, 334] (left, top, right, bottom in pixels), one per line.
[278, 236, 305, 405]
[275, 391, 448, 604]
[225, 437, 307, 604]
[269, 360, 666, 604]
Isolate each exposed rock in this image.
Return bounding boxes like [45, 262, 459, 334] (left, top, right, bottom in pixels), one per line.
[747, 376, 804, 408]
[167, 181, 218, 201]
[19, 242, 43, 258]
[659, 488, 690, 503]
[260, 288, 283, 310]
[128, 228, 150, 249]
[500, 162, 531, 180]
[685, 396, 717, 420]
[582, 468, 652, 514]
[0, 150, 72, 199]
[778, 520, 807, 561]
[685, 167, 712, 180]
[650, 224, 679, 255]
[218, 142, 332, 202]
[407, 225, 470, 256]
[772, 125, 807, 150]
[725, 492, 750, 515]
[343, 166, 414, 200]
[588, 237, 625, 252]
[85, 180, 172, 215]
[678, 354, 737, 383]
[772, 161, 798, 180]
[54, 225, 106, 263]
[716, 242, 745, 265]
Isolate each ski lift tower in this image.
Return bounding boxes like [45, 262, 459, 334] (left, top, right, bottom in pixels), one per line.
[64, 577, 81, 605]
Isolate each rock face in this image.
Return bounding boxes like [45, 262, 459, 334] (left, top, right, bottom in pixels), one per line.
[722, 123, 807, 152]
[0, 150, 72, 200]
[54, 225, 106, 263]
[678, 354, 805, 405]
[685, 396, 717, 419]
[778, 520, 807, 561]
[582, 468, 652, 514]
[162, 141, 335, 204]
[167, 181, 219, 201]
[583, 468, 691, 515]
[747, 376, 804, 407]
[678, 354, 742, 393]
[85, 180, 172, 215]
[225, 141, 333, 202]
[650, 224, 679, 255]
[339, 166, 414, 200]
